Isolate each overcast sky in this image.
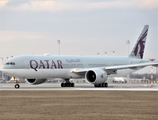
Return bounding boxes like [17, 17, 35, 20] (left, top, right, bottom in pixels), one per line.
[0, 0, 158, 73]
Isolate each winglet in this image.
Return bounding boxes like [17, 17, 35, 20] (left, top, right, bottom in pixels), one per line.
[129, 25, 149, 59]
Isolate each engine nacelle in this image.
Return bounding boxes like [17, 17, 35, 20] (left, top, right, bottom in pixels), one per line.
[85, 68, 108, 84]
[26, 79, 47, 85]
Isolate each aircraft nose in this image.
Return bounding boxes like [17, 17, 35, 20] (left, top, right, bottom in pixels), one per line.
[2, 64, 8, 72]
[1, 66, 16, 77]
[2, 64, 7, 69]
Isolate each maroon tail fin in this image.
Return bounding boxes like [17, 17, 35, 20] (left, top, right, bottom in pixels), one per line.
[129, 25, 149, 59]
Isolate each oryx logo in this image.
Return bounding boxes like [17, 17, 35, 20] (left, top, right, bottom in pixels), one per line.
[134, 29, 148, 59]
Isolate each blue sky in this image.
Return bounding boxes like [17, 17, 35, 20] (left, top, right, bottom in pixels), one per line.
[0, 0, 157, 73]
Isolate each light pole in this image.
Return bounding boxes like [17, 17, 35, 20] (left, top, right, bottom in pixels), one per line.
[0, 57, 4, 64]
[111, 50, 115, 55]
[4, 57, 8, 62]
[104, 51, 107, 55]
[126, 40, 130, 83]
[156, 67, 158, 82]
[0, 57, 4, 80]
[57, 40, 60, 55]
[126, 40, 130, 55]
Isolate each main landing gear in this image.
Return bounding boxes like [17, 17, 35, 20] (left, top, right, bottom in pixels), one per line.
[61, 79, 75, 87]
[94, 83, 108, 87]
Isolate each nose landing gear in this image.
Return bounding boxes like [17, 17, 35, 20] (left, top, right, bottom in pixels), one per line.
[13, 77, 20, 89]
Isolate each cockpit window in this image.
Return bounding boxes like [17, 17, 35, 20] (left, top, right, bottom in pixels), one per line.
[6, 62, 15, 65]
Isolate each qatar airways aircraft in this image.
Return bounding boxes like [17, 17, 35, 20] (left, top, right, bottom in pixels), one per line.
[1, 25, 158, 89]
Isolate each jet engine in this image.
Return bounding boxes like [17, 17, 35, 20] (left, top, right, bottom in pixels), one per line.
[85, 68, 108, 84]
[26, 79, 47, 85]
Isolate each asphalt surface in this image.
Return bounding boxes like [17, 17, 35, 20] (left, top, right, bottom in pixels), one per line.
[0, 82, 158, 91]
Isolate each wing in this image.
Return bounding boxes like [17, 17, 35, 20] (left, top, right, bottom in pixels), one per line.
[105, 62, 158, 75]
[71, 61, 158, 75]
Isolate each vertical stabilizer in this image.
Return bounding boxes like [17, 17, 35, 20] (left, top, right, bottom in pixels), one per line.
[129, 25, 149, 59]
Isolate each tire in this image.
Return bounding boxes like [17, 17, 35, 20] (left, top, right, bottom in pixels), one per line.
[102, 83, 106, 87]
[15, 84, 20, 89]
[61, 83, 64, 87]
[71, 83, 75, 87]
[61, 83, 66, 87]
[105, 83, 108, 87]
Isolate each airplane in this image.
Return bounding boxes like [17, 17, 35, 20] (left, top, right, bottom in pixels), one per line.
[1, 25, 158, 89]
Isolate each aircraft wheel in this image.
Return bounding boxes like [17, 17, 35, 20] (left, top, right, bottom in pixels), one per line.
[61, 83, 75, 87]
[15, 84, 20, 89]
[61, 83, 64, 87]
[65, 83, 71, 87]
[71, 83, 74, 87]
[105, 83, 108, 87]
[102, 83, 106, 87]
[95, 84, 107, 87]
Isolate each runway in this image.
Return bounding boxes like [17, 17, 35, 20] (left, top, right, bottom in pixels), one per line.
[0, 83, 158, 91]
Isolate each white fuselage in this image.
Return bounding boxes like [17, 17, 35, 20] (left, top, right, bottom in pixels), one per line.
[2, 55, 147, 79]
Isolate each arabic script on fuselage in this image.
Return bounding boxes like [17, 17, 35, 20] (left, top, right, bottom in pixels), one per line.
[66, 59, 81, 63]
